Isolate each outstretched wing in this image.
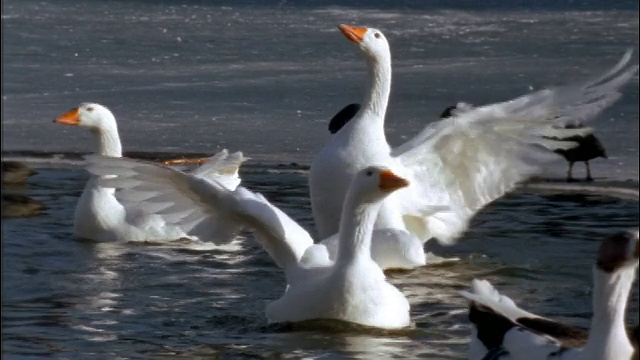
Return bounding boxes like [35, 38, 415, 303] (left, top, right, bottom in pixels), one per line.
[191, 149, 248, 190]
[392, 49, 638, 244]
[461, 279, 587, 360]
[85, 155, 315, 269]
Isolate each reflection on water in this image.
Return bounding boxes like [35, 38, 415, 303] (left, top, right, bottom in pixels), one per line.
[2, 164, 638, 359]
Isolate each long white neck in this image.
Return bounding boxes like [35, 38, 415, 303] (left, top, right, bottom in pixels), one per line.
[92, 115, 122, 157]
[582, 265, 636, 358]
[363, 52, 391, 117]
[335, 195, 381, 266]
[349, 51, 392, 137]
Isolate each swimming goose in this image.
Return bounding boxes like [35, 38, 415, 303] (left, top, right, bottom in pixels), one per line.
[83, 153, 432, 270]
[461, 228, 639, 360]
[265, 166, 412, 328]
[54, 102, 246, 242]
[310, 25, 637, 259]
[84, 155, 413, 328]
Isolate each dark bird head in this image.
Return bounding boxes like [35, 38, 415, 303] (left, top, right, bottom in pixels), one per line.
[440, 102, 474, 119]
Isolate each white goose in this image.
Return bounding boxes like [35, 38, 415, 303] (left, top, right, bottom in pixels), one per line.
[54, 102, 246, 242]
[310, 25, 638, 266]
[84, 155, 412, 329]
[461, 228, 639, 360]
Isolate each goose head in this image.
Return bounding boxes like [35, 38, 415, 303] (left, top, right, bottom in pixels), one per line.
[596, 228, 639, 273]
[350, 166, 409, 204]
[54, 102, 117, 133]
[338, 24, 390, 62]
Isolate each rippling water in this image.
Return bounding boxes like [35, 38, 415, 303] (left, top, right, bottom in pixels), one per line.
[2, 161, 639, 359]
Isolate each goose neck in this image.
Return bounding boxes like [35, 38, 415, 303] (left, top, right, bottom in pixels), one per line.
[335, 195, 380, 266]
[92, 122, 122, 157]
[360, 55, 391, 121]
[583, 266, 636, 354]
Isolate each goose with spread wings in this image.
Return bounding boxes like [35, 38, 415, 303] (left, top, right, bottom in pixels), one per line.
[85, 155, 413, 329]
[309, 24, 638, 268]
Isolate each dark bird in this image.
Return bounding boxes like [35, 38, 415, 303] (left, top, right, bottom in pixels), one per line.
[2, 193, 47, 218]
[438, 102, 474, 119]
[328, 103, 361, 134]
[2, 161, 37, 185]
[550, 122, 607, 182]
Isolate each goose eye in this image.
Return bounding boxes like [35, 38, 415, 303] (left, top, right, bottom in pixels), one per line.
[374, 32, 381, 39]
[366, 170, 373, 176]
[86, 106, 94, 112]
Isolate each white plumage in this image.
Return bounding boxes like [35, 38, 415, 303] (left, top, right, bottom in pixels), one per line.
[309, 24, 638, 269]
[54, 102, 246, 242]
[460, 229, 639, 360]
[85, 155, 413, 329]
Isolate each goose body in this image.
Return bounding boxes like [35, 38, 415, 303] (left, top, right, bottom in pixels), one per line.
[84, 155, 412, 329]
[54, 103, 245, 242]
[310, 25, 637, 266]
[266, 166, 411, 328]
[461, 229, 639, 360]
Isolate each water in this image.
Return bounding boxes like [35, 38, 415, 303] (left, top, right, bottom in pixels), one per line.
[2, 163, 639, 359]
[2, 0, 639, 359]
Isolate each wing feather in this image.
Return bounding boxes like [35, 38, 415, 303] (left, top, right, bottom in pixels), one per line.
[392, 50, 638, 243]
[85, 154, 314, 268]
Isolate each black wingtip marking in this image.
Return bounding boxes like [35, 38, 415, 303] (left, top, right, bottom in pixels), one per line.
[439, 105, 459, 119]
[468, 303, 516, 351]
[328, 103, 361, 134]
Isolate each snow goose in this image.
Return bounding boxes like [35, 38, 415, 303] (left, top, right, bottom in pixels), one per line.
[84, 155, 413, 328]
[54, 102, 246, 242]
[309, 24, 638, 264]
[460, 228, 639, 360]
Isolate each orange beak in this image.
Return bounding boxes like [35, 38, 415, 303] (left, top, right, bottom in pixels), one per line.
[54, 108, 80, 125]
[378, 170, 409, 192]
[338, 24, 367, 43]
